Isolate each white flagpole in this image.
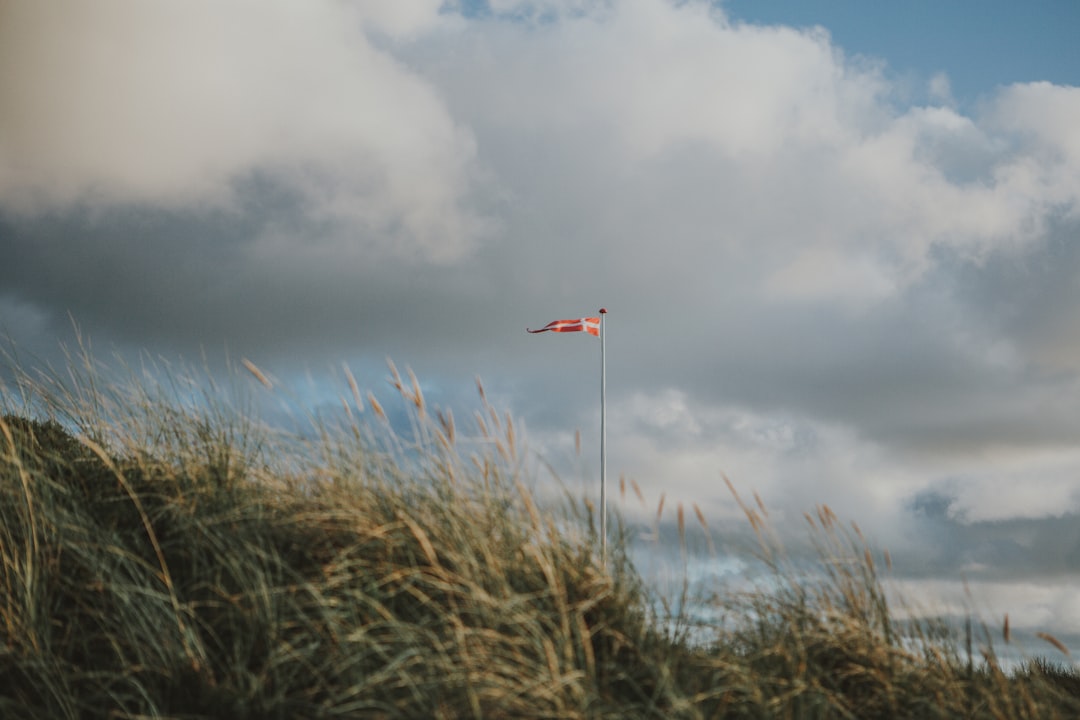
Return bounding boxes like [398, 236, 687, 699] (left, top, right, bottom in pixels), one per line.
[599, 307, 608, 564]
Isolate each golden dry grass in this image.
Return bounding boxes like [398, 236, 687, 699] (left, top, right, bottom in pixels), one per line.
[0, 347, 1078, 719]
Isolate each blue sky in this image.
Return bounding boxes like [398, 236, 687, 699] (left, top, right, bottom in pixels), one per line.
[725, 0, 1080, 104]
[2, 0, 1080, 656]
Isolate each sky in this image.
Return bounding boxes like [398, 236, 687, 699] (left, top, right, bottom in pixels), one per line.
[2, 0, 1080, 655]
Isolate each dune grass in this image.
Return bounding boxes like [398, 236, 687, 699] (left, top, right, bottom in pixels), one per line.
[1, 349, 1078, 718]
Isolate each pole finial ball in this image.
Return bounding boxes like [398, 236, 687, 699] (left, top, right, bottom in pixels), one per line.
[599, 307, 607, 314]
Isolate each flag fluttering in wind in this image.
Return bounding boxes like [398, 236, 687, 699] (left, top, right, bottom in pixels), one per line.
[527, 309, 609, 562]
[526, 317, 601, 336]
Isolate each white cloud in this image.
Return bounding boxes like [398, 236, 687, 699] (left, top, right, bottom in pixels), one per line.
[419, 1, 1079, 306]
[0, 0, 484, 261]
[990, 82, 1080, 166]
[928, 72, 954, 106]
[764, 247, 898, 303]
[948, 447, 1080, 522]
[891, 577, 1080, 639]
[354, 0, 449, 37]
[462, 0, 887, 161]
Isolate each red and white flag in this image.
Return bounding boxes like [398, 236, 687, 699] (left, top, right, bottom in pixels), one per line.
[527, 316, 601, 336]
[528, 308, 608, 560]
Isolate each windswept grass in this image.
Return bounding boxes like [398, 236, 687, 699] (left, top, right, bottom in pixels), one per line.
[0, 348, 1078, 718]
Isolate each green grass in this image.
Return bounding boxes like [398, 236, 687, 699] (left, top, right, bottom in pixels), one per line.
[1, 349, 1078, 718]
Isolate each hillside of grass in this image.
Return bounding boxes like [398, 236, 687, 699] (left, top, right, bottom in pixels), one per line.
[1, 354, 1079, 718]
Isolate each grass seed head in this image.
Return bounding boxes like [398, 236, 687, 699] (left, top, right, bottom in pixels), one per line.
[1037, 632, 1070, 657]
[241, 358, 272, 389]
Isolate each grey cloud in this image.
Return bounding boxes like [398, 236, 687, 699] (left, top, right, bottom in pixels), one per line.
[900, 488, 1080, 582]
[947, 217, 1080, 371]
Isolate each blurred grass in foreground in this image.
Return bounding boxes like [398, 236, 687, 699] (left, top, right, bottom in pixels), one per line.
[1, 347, 1078, 719]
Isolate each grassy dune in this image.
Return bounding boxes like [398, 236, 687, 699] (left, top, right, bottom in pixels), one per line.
[1, 352, 1078, 718]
